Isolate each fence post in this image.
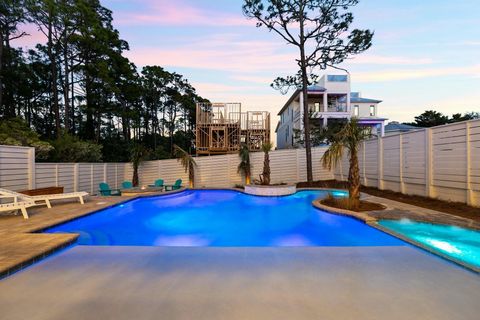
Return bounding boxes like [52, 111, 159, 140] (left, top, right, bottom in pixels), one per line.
[27, 147, 36, 190]
[425, 128, 433, 198]
[90, 164, 94, 194]
[362, 141, 367, 186]
[103, 163, 107, 184]
[399, 134, 405, 193]
[377, 136, 384, 190]
[466, 122, 473, 205]
[73, 163, 79, 192]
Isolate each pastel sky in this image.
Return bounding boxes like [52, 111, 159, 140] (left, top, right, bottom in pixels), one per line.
[16, 0, 480, 135]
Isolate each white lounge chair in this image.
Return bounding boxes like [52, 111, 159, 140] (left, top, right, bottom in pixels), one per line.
[0, 194, 36, 219]
[0, 188, 89, 219]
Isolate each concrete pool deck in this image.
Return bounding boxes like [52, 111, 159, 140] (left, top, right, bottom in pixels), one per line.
[0, 188, 479, 277]
[0, 246, 479, 320]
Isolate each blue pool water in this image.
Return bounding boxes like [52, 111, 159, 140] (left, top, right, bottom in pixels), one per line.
[379, 219, 480, 269]
[46, 190, 403, 247]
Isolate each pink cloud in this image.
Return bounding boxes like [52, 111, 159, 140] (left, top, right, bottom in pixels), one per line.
[113, 0, 255, 27]
[124, 36, 297, 73]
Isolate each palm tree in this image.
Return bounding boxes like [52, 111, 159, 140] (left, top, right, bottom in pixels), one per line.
[237, 143, 252, 185]
[173, 144, 197, 188]
[259, 142, 273, 185]
[130, 143, 149, 187]
[321, 118, 372, 210]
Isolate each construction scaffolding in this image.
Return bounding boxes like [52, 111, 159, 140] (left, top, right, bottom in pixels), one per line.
[195, 103, 270, 155]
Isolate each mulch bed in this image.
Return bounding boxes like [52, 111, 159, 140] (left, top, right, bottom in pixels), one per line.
[298, 180, 480, 222]
[320, 197, 385, 212]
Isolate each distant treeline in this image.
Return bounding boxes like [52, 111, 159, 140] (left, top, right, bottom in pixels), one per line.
[0, 0, 208, 162]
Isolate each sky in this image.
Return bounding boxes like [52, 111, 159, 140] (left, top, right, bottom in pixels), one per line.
[16, 0, 480, 136]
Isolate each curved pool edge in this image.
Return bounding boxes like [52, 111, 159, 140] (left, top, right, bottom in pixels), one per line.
[311, 200, 479, 274]
[373, 222, 480, 274]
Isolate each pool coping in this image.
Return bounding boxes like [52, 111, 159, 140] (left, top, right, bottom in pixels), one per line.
[312, 199, 480, 274]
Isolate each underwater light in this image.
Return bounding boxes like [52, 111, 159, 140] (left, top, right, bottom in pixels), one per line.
[425, 239, 461, 254]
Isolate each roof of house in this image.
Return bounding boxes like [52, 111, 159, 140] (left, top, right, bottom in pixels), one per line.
[385, 122, 420, 132]
[339, 93, 382, 104]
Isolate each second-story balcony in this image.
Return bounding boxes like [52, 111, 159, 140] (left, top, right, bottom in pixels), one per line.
[326, 103, 348, 113]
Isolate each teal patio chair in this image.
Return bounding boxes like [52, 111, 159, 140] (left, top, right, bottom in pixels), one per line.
[99, 182, 121, 196]
[165, 179, 182, 191]
[149, 179, 164, 188]
[122, 181, 133, 189]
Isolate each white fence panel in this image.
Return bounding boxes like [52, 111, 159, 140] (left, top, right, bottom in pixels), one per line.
[1, 119, 479, 207]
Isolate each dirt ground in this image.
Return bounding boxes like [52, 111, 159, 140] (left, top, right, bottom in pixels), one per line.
[297, 180, 480, 222]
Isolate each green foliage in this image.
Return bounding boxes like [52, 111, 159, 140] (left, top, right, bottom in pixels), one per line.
[49, 133, 102, 162]
[294, 120, 346, 147]
[173, 144, 196, 187]
[0, 118, 53, 159]
[130, 143, 150, 187]
[321, 118, 372, 210]
[405, 110, 480, 128]
[0, 0, 207, 162]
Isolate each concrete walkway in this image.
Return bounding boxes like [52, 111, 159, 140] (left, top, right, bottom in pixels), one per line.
[1, 246, 479, 320]
[361, 194, 480, 230]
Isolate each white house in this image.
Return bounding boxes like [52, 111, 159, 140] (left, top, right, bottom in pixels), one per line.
[275, 74, 387, 149]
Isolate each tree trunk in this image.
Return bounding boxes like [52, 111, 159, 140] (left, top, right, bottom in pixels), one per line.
[300, 56, 313, 182]
[299, 8, 313, 183]
[189, 162, 194, 188]
[132, 165, 139, 187]
[348, 148, 361, 210]
[63, 37, 70, 132]
[261, 151, 271, 185]
[47, 19, 60, 136]
[0, 31, 3, 113]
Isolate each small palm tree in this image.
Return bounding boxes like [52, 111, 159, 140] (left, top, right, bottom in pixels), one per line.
[173, 144, 197, 188]
[321, 118, 371, 210]
[237, 143, 252, 185]
[130, 143, 149, 187]
[259, 142, 273, 185]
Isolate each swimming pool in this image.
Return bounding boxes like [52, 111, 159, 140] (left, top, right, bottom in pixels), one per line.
[46, 190, 403, 247]
[378, 219, 480, 270]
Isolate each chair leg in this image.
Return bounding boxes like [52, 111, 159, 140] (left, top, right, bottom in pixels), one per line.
[45, 199, 52, 208]
[20, 207, 29, 219]
[79, 196, 84, 204]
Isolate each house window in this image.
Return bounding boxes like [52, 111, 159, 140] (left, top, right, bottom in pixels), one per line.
[285, 125, 289, 142]
[354, 105, 359, 117]
[370, 105, 375, 116]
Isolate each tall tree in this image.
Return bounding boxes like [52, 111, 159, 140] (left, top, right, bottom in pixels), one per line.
[408, 110, 449, 127]
[243, 0, 373, 182]
[0, 0, 28, 117]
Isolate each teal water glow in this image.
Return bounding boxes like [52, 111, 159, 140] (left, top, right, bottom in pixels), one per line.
[45, 190, 403, 247]
[378, 219, 480, 269]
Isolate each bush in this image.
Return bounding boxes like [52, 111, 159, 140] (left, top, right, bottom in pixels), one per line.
[49, 134, 102, 162]
[0, 118, 53, 160]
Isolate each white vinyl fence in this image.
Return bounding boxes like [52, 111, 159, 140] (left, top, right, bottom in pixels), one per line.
[335, 119, 480, 207]
[0, 145, 333, 193]
[1, 119, 479, 207]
